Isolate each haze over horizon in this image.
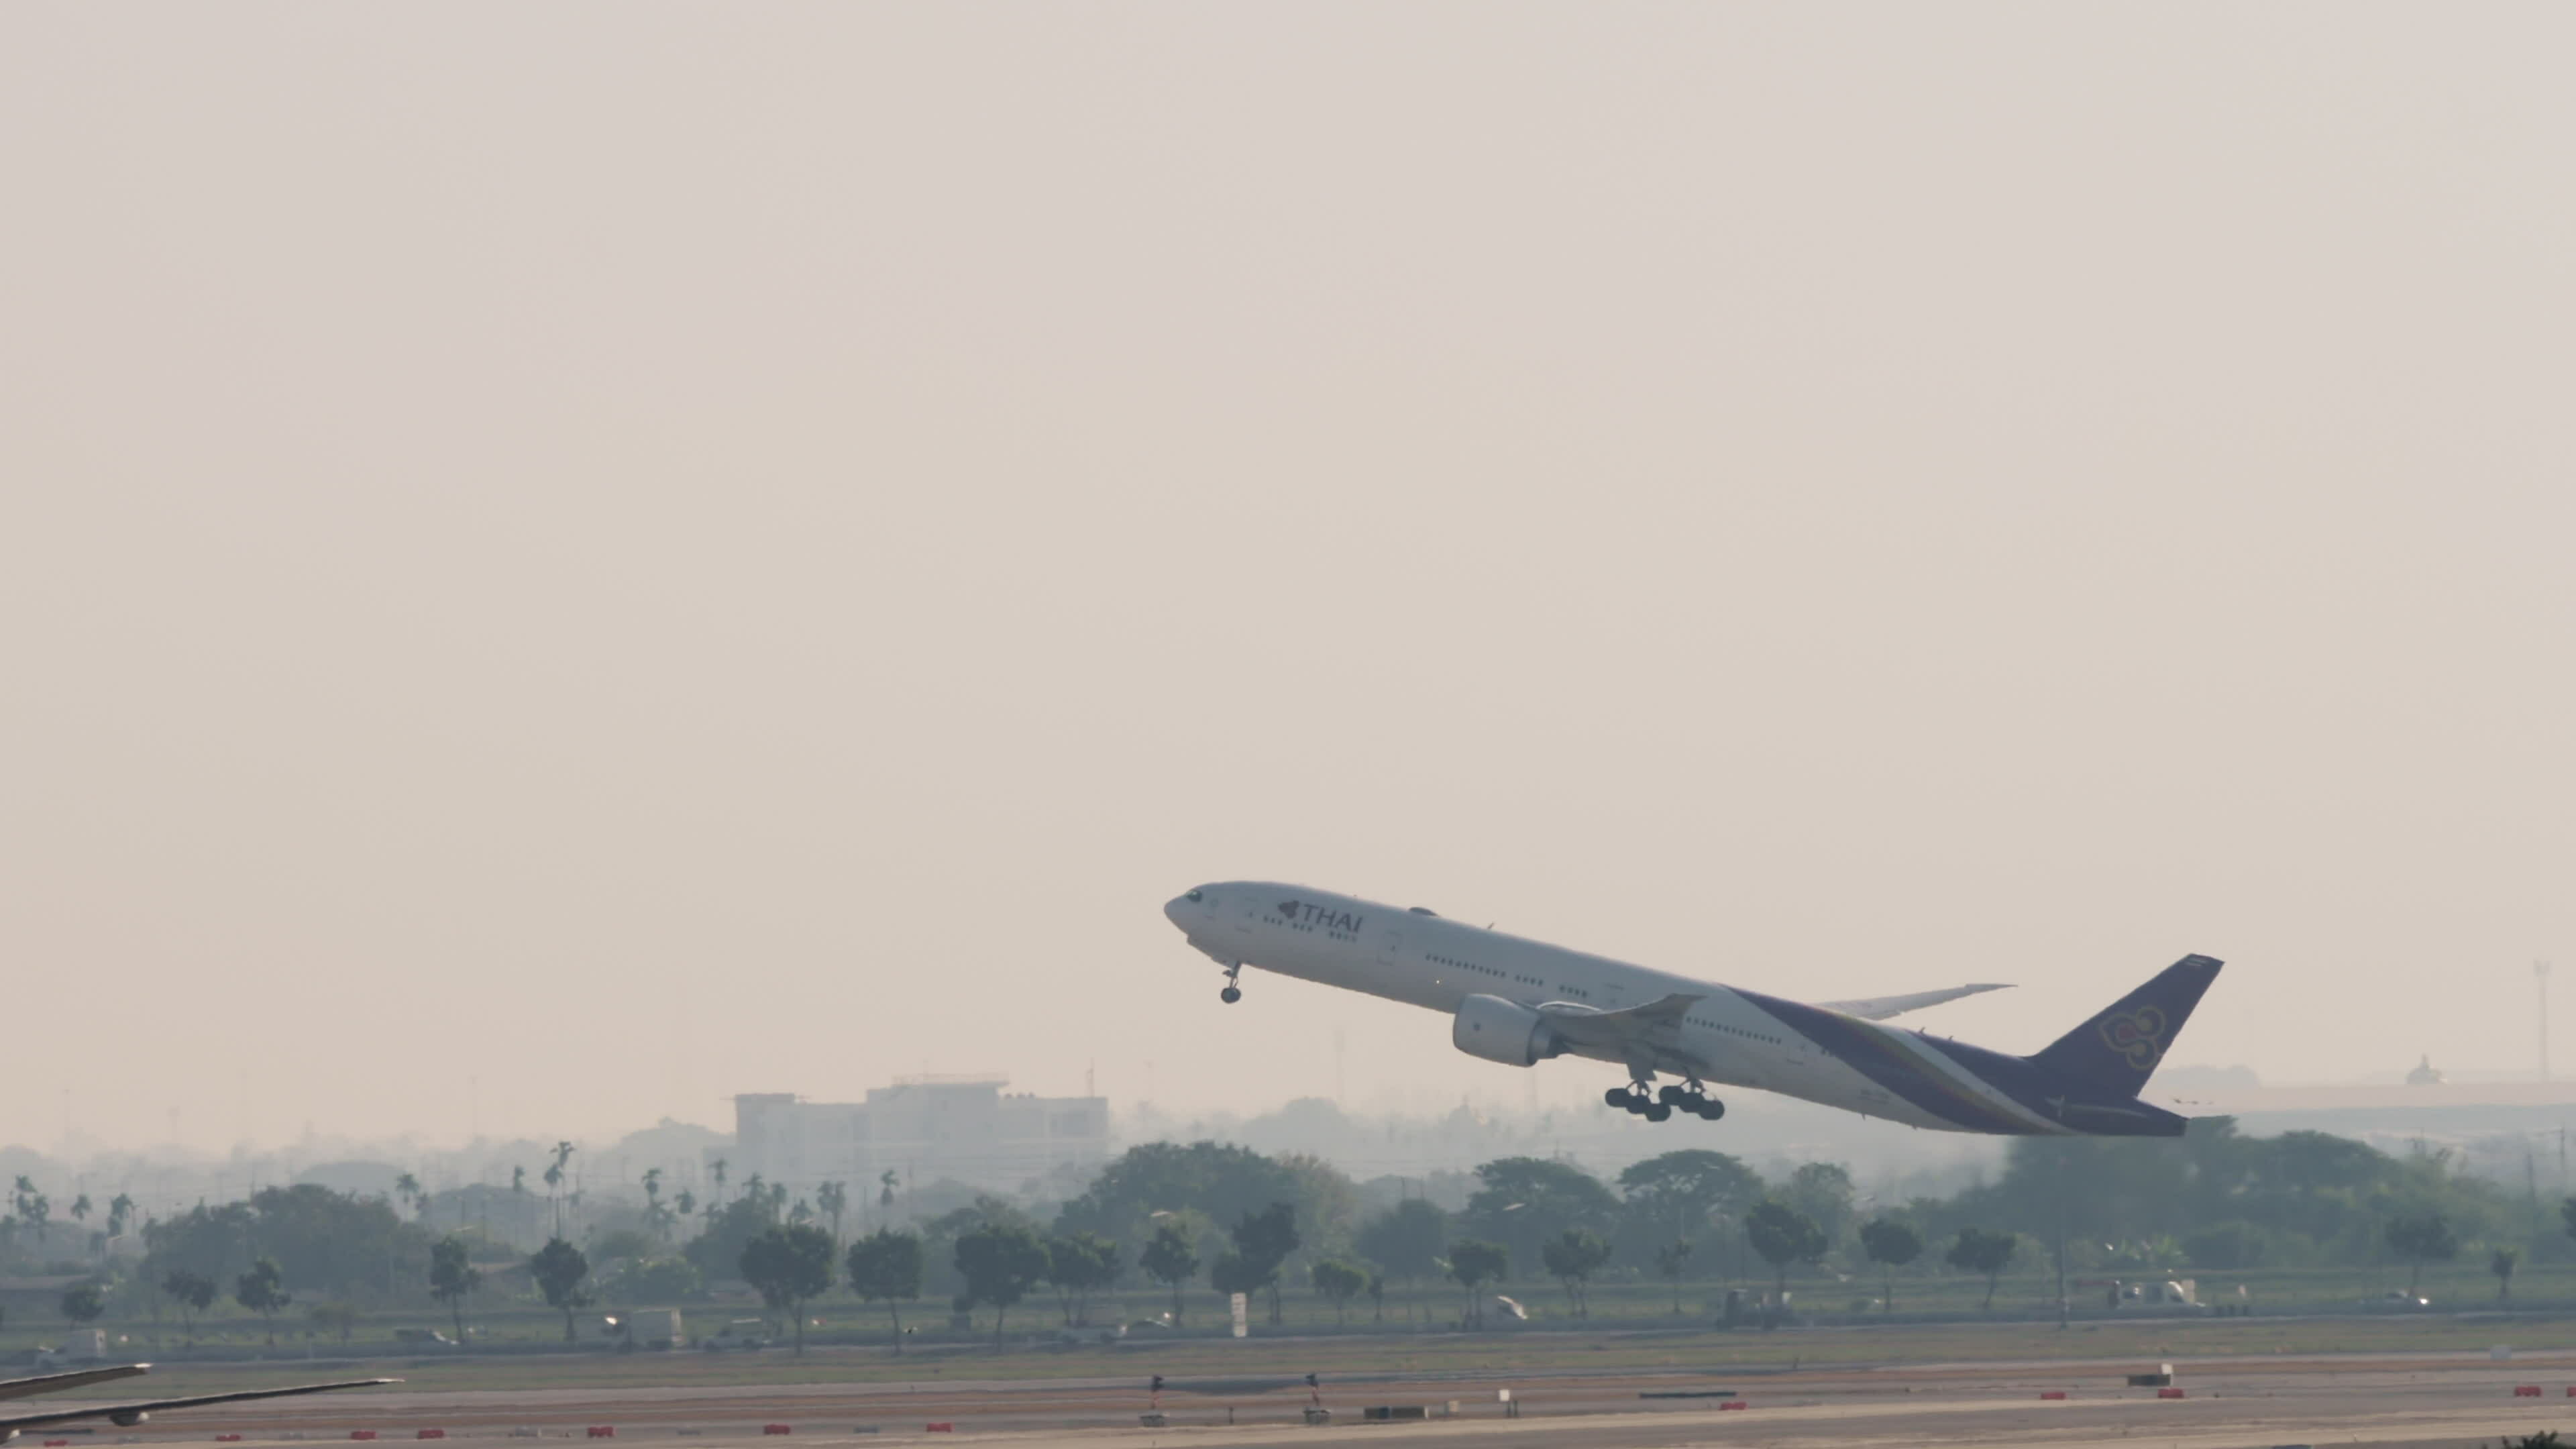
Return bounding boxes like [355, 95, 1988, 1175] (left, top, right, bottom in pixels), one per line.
[5, 4, 2572, 1155]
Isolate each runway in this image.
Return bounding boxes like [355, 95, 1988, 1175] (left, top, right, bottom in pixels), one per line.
[75, 1348, 2576, 1449]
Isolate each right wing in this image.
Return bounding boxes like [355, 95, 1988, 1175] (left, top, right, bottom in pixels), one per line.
[0, 1379, 398, 1435]
[1820, 983, 2011, 1021]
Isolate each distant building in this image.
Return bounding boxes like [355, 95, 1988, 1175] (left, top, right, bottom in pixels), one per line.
[2407, 1055, 2445, 1087]
[724, 1077, 1110, 1199]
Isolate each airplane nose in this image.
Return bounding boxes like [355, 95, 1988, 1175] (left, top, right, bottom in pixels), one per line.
[1164, 895, 1191, 928]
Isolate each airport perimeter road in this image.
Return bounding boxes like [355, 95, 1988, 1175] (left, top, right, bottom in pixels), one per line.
[80, 1352, 2576, 1449]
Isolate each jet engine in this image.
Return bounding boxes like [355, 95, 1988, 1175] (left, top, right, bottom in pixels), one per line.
[1452, 994, 1565, 1067]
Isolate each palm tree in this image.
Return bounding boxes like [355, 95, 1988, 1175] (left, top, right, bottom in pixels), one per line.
[711, 1159, 729, 1207]
[543, 1142, 576, 1238]
[395, 1173, 423, 1219]
[816, 1181, 849, 1248]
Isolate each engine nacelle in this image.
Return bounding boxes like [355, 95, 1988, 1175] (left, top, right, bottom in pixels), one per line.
[109, 1413, 149, 1428]
[1452, 994, 1565, 1067]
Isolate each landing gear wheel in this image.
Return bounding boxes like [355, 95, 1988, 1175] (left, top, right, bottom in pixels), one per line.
[1699, 1097, 1726, 1121]
[1604, 1087, 1632, 1110]
[1658, 1085, 1688, 1107]
[1220, 985, 1242, 1004]
[1644, 1102, 1673, 1122]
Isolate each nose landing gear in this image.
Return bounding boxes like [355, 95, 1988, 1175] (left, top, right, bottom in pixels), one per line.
[1220, 962, 1244, 1004]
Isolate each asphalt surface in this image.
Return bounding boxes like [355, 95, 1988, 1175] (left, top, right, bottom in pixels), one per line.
[47, 1351, 2576, 1449]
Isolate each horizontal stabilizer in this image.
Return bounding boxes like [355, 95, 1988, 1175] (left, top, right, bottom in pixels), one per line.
[1822, 983, 2012, 1021]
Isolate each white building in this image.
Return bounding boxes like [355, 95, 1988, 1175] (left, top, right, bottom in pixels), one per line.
[724, 1077, 1110, 1199]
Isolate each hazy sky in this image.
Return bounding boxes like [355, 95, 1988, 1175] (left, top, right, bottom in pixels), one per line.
[5, 5, 2572, 1154]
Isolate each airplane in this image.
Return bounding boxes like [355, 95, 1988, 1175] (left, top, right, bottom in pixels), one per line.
[0, 1364, 394, 1442]
[1161, 882, 2221, 1137]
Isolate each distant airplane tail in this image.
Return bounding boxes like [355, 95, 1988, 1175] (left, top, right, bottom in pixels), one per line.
[2026, 955, 2223, 1097]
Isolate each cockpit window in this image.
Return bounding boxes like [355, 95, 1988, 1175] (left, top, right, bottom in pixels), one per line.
[1186, 889, 1203, 902]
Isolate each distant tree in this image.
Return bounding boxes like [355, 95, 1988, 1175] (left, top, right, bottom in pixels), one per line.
[1355, 1199, 1449, 1319]
[711, 1159, 729, 1206]
[2384, 1214, 2459, 1296]
[1365, 1269, 1385, 1322]
[1208, 1248, 1263, 1323]
[12, 1178, 51, 1244]
[511, 1165, 527, 1196]
[1460, 1157, 1618, 1281]
[2561, 1196, 2576, 1247]
[307, 1301, 358, 1344]
[879, 1170, 898, 1215]
[1858, 1219, 1924, 1313]
[1540, 1228, 1613, 1318]
[816, 1181, 849, 1248]
[1139, 1221, 1201, 1327]
[529, 1238, 592, 1343]
[1229, 1202, 1300, 1325]
[60, 1283, 104, 1328]
[1945, 1228, 2021, 1311]
[428, 1235, 482, 1343]
[1309, 1258, 1368, 1326]
[1746, 1201, 1829, 1309]
[70, 1193, 92, 1228]
[394, 1173, 422, 1220]
[107, 1193, 135, 1239]
[1044, 1232, 1121, 1327]
[1446, 1239, 1508, 1328]
[673, 1188, 696, 1224]
[163, 1269, 217, 1344]
[2493, 1246, 2521, 1301]
[1653, 1240, 1694, 1314]
[1781, 1163, 1857, 1247]
[953, 1221, 1050, 1342]
[847, 1229, 924, 1355]
[740, 1224, 836, 1356]
[1619, 1150, 1764, 1242]
[544, 1142, 577, 1238]
[234, 1257, 290, 1344]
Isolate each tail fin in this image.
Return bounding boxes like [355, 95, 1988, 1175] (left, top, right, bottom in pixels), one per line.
[2027, 955, 2224, 1097]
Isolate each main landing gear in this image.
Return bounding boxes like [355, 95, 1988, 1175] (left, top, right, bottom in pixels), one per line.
[1605, 1079, 1724, 1123]
[1220, 962, 1243, 1005]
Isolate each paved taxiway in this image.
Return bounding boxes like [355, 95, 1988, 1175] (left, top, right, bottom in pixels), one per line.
[77, 1352, 2576, 1449]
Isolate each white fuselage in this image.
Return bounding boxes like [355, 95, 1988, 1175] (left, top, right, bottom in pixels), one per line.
[1163, 881, 1988, 1132]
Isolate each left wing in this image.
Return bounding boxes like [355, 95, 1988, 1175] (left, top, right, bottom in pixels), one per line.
[0, 1378, 397, 1436]
[1539, 994, 1700, 1057]
[0, 1368, 151, 1405]
[1820, 983, 2011, 1021]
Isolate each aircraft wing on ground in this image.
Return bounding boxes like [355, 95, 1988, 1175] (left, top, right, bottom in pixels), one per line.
[1819, 982, 2010, 1021]
[0, 1377, 396, 1438]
